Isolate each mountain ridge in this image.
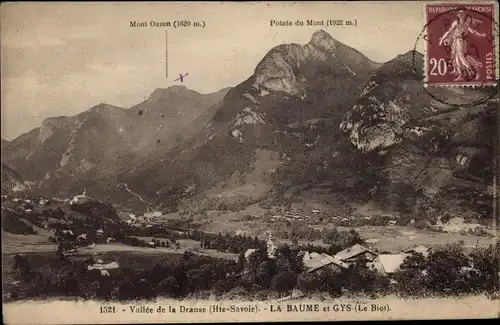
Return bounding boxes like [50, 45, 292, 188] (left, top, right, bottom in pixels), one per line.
[2, 30, 497, 221]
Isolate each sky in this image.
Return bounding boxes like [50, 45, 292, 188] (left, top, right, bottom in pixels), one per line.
[0, 1, 438, 140]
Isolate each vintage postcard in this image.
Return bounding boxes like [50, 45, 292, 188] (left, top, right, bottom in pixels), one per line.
[1, 1, 499, 324]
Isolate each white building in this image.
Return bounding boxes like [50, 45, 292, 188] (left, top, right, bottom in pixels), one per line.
[244, 248, 258, 261]
[267, 231, 276, 259]
[144, 211, 162, 219]
[70, 189, 92, 205]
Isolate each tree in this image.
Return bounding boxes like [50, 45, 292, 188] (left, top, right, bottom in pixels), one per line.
[158, 276, 179, 297]
[186, 269, 208, 292]
[253, 236, 260, 248]
[183, 250, 195, 261]
[13, 254, 31, 278]
[238, 252, 246, 271]
[394, 253, 428, 297]
[425, 245, 471, 294]
[469, 242, 500, 293]
[271, 271, 297, 295]
[135, 278, 155, 299]
[62, 272, 79, 296]
[344, 258, 389, 295]
[255, 260, 276, 289]
[296, 273, 317, 294]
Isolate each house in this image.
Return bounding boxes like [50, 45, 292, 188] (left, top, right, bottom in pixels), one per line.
[368, 253, 411, 276]
[301, 251, 311, 264]
[387, 220, 397, 226]
[107, 237, 115, 244]
[70, 189, 92, 205]
[436, 217, 483, 233]
[244, 248, 258, 261]
[303, 252, 349, 274]
[77, 233, 87, 241]
[87, 261, 119, 271]
[96, 229, 104, 236]
[143, 211, 162, 220]
[62, 230, 74, 236]
[404, 245, 430, 257]
[147, 241, 156, 247]
[39, 199, 49, 206]
[312, 209, 321, 214]
[334, 244, 378, 263]
[309, 252, 321, 259]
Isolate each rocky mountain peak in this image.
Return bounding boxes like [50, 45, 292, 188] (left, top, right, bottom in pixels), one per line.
[39, 116, 71, 143]
[89, 103, 121, 113]
[307, 29, 337, 52]
[252, 29, 378, 97]
[398, 50, 423, 61]
[146, 85, 193, 103]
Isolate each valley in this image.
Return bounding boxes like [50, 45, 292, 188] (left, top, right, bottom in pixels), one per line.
[1, 28, 498, 303]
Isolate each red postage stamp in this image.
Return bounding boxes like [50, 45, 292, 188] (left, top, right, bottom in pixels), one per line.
[424, 3, 497, 87]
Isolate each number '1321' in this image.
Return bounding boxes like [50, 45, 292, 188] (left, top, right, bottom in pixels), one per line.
[100, 306, 116, 313]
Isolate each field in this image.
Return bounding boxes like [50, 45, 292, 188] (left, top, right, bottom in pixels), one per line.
[2, 230, 58, 255]
[313, 225, 499, 252]
[194, 207, 498, 253]
[133, 237, 240, 260]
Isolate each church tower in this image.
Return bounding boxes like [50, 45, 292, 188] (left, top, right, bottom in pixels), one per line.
[267, 230, 276, 259]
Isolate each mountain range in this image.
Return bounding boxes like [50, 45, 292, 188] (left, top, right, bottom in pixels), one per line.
[2, 30, 498, 220]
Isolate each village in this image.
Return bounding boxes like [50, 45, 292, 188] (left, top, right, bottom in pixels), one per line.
[2, 188, 500, 302]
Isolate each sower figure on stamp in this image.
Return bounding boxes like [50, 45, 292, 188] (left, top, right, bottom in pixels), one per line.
[438, 10, 487, 81]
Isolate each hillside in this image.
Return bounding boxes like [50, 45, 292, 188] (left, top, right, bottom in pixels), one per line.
[1, 164, 28, 194]
[1, 29, 497, 221]
[1, 87, 230, 204]
[1, 139, 10, 150]
[340, 51, 499, 219]
[116, 30, 381, 209]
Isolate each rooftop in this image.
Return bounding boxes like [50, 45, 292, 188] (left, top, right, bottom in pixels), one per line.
[303, 252, 349, 273]
[376, 254, 410, 274]
[334, 244, 376, 261]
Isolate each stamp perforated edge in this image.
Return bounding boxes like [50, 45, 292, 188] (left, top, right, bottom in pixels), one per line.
[423, 1, 499, 88]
